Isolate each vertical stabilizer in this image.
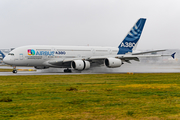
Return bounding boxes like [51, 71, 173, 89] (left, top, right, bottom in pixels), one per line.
[117, 18, 146, 54]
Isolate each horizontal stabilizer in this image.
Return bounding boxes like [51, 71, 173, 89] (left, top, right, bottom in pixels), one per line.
[171, 52, 176, 59]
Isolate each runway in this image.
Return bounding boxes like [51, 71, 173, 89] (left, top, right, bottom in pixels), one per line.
[0, 63, 180, 76]
[0, 71, 100, 76]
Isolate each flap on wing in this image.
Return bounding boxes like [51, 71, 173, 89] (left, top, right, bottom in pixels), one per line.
[121, 57, 139, 61]
[62, 58, 82, 62]
[89, 54, 171, 63]
[88, 56, 108, 60]
[48, 60, 64, 65]
[48, 58, 84, 65]
[132, 49, 166, 55]
[88, 55, 140, 62]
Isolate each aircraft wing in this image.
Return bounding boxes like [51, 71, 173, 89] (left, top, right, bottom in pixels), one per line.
[132, 49, 166, 55]
[47, 52, 175, 65]
[88, 54, 166, 60]
[47, 58, 82, 65]
[88, 52, 175, 63]
[48, 60, 63, 65]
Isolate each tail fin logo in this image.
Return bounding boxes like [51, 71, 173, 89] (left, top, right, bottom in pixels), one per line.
[125, 20, 145, 42]
[120, 42, 136, 48]
[118, 18, 146, 54]
[0, 51, 5, 58]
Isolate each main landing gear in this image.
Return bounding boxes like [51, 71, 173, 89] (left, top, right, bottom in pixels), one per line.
[12, 66, 17, 73]
[64, 68, 72, 73]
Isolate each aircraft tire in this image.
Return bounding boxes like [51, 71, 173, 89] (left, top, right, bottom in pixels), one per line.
[12, 70, 17, 73]
[64, 69, 72, 73]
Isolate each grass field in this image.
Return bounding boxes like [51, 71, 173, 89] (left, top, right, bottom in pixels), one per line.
[0, 69, 13, 72]
[0, 69, 36, 72]
[1, 73, 180, 120]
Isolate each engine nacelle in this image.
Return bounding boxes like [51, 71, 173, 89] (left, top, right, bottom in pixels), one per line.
[105, 58, 122, 68]
[34, 66, 49, 69]
[71, 60, 90, 70]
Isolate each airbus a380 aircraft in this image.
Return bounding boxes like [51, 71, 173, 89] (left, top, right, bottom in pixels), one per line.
[1, 18, 175, 73]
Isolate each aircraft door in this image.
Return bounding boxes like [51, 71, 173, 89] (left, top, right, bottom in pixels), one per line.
[51, 47, 56, 52]
[108, 49, 112, 54]
[91, 48, 96, 55]
[19, 53, 23, 60]
[42, 55, 47, 60]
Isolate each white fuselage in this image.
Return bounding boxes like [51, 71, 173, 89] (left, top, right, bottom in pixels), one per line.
[4, 45, 119, 67]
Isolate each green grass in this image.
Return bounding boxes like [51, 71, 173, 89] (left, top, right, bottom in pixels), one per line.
[0, 68, 36, 72]
[1, 73, 180, 119]
[0, 69, 13, 72]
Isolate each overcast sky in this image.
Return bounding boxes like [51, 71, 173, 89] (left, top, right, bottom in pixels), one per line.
[1, 0, 180, 50]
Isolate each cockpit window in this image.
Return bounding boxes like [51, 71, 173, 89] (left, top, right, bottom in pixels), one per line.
[8, 53, 14, 56]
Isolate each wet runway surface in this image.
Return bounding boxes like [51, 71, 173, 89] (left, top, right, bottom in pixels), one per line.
[0, 71, 99, 76]
[1, 63, 180, 76]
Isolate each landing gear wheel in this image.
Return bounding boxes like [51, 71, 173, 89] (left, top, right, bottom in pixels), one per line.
[12, 70, 17, 73]
[64, 69, 72, 73]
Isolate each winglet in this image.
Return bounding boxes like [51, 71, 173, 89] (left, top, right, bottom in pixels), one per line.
[171, 52, 176, 59]
[0, 51, 5, 59]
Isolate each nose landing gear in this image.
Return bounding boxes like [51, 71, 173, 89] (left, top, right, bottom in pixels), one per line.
[12, 66, 17, 73]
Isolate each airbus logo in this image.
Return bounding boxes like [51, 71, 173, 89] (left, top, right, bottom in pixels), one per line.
[28, 49, 67, 56]
[120, 42, 136, 48]
[36, 51, 54, 56]
[28, 49, 55, 56]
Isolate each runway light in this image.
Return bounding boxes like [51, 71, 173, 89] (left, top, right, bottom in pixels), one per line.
[127, 72, 134, 75]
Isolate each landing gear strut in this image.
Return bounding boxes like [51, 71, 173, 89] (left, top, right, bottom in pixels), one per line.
[12, 66, 17, 73]
[64, 68, 72, 73]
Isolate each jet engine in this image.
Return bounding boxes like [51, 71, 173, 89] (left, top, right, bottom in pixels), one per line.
[71, 60, 90, 70]
[105, 58, 122, 68]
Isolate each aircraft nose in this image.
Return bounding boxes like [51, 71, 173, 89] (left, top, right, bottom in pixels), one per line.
[3, 57, 8, 64]
[3, 57, 11, 65]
